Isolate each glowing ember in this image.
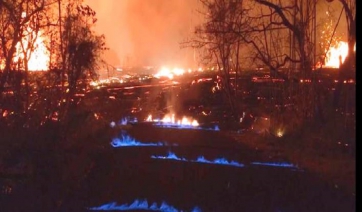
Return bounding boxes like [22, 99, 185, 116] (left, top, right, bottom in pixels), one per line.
[276, 129, 284, 138]
[324, 41, 355, 68]
[88, 199, 201, 211]
[154, 67, 185, 79]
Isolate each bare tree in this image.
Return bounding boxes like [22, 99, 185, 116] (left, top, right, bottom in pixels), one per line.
[0, 0, 105, 127]
[61, 2, 106, 113]
[243, 0, 328, 127]
[329, 0, 355, 136]
[190, 0, 332, 134]
[337, 0, 355, 75]
[0, 0, 50, 90]
[186, 0, 249, 118]
[239, 0, 317, 78]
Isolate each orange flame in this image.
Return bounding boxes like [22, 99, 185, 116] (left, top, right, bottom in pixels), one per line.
[154, 67, 185, 79]
[13, 29, 50, 71]
[146, 114, 199, 127]
[324, 41, 355, 68]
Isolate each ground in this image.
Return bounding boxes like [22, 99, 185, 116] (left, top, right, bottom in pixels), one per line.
[0, 114, 356, 210]
[226, 130, 355, 196]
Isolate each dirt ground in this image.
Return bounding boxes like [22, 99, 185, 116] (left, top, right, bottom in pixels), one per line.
[226, 130, 356, 196]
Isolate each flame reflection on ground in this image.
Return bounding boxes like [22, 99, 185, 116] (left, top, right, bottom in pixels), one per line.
[88, 199, 201, 212]
[111, 131, 176, 147]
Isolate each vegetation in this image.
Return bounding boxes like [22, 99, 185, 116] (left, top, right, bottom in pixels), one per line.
[188, 0, 355, 136]
[0, 0, 106, 128]
[0, 0, 355, 206]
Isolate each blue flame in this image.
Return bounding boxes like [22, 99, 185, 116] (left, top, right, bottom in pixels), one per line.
[119, 118, 128, 125]
[88, 199, 201, 212]
[152, 123, 219, 131]
[151, 152, 187, 161]
[118, 117, 138, 126]
[250, 162, 298, 168]
[146, 118, 219, 131]
[151, 152, 300, 170]
[111, 131, 176, 147]
[151, 152, 244, 168]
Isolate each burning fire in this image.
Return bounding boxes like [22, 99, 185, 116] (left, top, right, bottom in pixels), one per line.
[151, 151, 299, 169]
[146, 114, 199, 127]
[151, 151, 245, 168]
[154, 67, 185, 79]
[11, 12, 50, 71]
[110, 131, 176, 147]
[324, 41, 356, 68]
[89, 199, 201, 211]
[153, 67, 206, 79]
[14, 31, 49, 71]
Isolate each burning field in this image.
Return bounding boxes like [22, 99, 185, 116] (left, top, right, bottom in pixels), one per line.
[0, 0, 356, 211]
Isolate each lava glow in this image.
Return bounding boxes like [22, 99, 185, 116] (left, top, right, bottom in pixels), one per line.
[88, 199, 201, 212]
[151, 152, 245, 168]
[154, 67, 185, 79]
[146, 114, 199, 127]
[111, 131, 175, 147]
[324, 41, 355, 68]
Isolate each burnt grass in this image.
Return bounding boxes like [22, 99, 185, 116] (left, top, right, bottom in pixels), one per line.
[226, 124, 355, 195]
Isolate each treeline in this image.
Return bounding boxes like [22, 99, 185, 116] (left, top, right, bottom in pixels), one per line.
[186, 0, 355, 134]
[0, 0, 106, 128]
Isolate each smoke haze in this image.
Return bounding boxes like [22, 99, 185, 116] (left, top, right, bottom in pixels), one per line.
[85, 0, 203, 68]
[84, 0, 347, 70]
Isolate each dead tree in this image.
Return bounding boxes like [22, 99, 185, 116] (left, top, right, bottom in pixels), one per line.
[337, 0, 355, 76]
[239, 0, 326, 127]
[0, 0, 48, 91]
[184, 0, 249, 119]
[332, 0, 355, 111]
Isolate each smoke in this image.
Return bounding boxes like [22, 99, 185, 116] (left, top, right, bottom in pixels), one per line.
[84, 0, 202, 68]
[84, 0, 348, 69]
[317, 0, 348, 38]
